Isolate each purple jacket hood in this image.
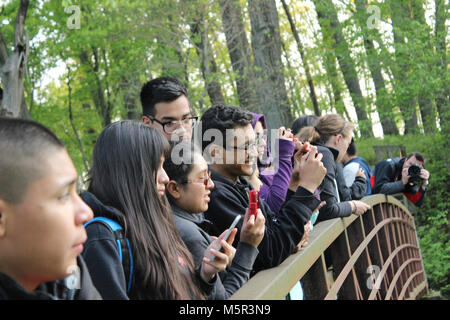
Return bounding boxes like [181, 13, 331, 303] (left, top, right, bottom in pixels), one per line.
[251, 112, 271, 168]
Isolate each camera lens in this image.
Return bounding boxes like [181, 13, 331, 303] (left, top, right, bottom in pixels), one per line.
[408, 164, 422, 176]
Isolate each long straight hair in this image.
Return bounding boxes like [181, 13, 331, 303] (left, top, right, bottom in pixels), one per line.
[88, 121, 204, 299]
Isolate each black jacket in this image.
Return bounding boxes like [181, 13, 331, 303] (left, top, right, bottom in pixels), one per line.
[372, 157, 427, 206]
[205, 170, 321, 272]
[0, 256, 101, 300]
[313, 144, 352, 222]
[171, 204, 259, 299]
[336, 162, 367, 200]
[80, 191, 216, 300]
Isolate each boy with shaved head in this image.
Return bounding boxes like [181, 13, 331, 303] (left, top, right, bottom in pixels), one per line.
[0, 117, 100, 299]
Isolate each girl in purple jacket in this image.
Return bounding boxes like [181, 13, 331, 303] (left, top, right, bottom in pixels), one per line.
[248, 113, 298, 214]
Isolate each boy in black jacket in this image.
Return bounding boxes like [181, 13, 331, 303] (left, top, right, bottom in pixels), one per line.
[0, 118, 100, 300]
[199, 105, 326, 272]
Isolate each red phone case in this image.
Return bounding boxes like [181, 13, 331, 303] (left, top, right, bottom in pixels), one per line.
[249, 190, 259, 217]
[300, 142, 311, 154]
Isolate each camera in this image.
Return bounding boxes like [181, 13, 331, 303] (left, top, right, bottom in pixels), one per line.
[405, 163, 423, 194]
[408, 163, 423, 183]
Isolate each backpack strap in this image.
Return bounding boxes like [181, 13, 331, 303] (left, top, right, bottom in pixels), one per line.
[84, 217, 134, 293]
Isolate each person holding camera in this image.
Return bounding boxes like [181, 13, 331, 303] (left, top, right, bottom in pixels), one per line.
[372, 152, 430, 207]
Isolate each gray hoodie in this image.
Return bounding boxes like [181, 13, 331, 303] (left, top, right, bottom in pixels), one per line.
[171, 204, 259, 300]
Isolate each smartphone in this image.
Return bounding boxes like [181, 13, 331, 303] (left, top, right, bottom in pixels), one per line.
[249, 190, 259, 217]
[209, 215, 242, 261]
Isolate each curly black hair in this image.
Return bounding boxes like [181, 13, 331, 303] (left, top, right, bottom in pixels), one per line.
[198, 104, 253, 152]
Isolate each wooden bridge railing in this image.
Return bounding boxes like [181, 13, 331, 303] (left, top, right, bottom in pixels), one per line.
[230, 194, 428, 300]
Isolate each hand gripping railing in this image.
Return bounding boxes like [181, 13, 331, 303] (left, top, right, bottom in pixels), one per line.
[230, 194, 428, 300]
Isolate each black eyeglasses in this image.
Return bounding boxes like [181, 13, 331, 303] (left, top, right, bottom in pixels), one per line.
[225, 141, 258, 152]
[182, 171, 212, 186]
[146, 116, 198, 134]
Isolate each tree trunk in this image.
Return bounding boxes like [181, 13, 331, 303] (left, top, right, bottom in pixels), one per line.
[67, 66, 90, 173]
[248, 0, 293, 130]
[0, 0, 30, 118]
[355, 0, 399, 136]
[410, 0, 437, 134]
[79, 50, 112, 127]
[434, 0, 449, 137]
[280, 0, 320, 116]
[219, 0, 259, 112]
[190, 17, 225, 106]
[389, 0, 419, 134]
[281, 40, 303, 115]
[120, 76, 140, 120]
[314, 0, 373, 138]
[322, 42, 345, 114]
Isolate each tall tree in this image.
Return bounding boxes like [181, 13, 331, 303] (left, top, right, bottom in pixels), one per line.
[189, 11, 226, 106]
[248, 0, 293, 129]
[0, 0, 30, 118]
[354, 0, 399, 136]
[388, 0, 419, 134]
[280, 0, 320, 116]
[434, 0, 449, 138]
[410, 0, 437, 134]
[314, 0, 373, 137]
[219, 0, 259, 112]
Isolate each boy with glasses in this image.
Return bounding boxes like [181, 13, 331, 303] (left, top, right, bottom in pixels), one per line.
[141, 77, 198, 142]
[199, 105, 327, 272]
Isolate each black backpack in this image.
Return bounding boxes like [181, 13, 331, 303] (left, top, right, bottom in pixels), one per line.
[84, 217, 134, 293]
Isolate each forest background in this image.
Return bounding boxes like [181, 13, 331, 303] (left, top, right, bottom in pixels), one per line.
[0, 0, 448, 297]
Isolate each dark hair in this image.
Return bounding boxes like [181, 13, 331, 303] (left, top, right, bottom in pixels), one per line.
[140, 77, 189, 117]
[199, 104, 254, 152]
[163, 141, 203, 203]
[346, 138, 357, 156]
[406, 152, 426, 166]
[291, 115, 318, 136]
[0, 117, 64, 203]
[88, 121, 204, 300]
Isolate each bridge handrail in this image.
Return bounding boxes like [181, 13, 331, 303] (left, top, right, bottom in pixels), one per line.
[230, 194, 428, 300]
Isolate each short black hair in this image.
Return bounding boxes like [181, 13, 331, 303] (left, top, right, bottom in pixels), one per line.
[199, 104, 253, 152]
[406, 152, 426, 166]
[347, 138, 357, 156]
[0, 117, 65, 203]
[140, 77, 188, 117]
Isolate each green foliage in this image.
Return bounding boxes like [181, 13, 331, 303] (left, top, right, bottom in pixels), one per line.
[0, 0, 447, 297]
[31, 80, 103, 179]
[356, 133, 450, 291]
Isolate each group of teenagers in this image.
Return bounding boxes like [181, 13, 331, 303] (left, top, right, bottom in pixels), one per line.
[0, 76, 430, 300]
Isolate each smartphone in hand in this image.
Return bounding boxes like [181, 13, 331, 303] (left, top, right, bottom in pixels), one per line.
[209, 215, 241, 261]
[249, 190, 259, 217]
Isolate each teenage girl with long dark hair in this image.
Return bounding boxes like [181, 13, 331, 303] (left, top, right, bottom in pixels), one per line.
[81, 121, 230, 299]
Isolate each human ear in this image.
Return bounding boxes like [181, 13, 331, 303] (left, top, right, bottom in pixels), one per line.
[335, 134, 342, 146]
[166, 181, 182, 199]
[0, 199, 8, 238]
[142, 116, 151, 125]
